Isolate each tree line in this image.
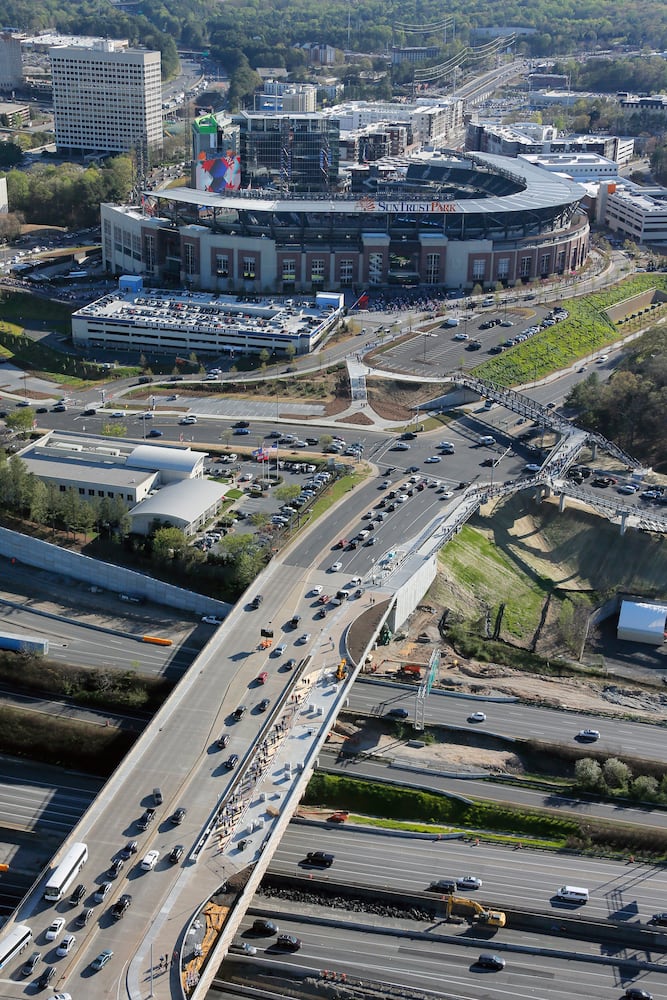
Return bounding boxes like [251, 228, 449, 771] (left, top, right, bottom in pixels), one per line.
[2, 156, 133, 228]
[564, 327, 667, 469]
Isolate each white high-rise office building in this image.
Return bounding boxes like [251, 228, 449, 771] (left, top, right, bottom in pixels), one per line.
[50, 40, 162, 157]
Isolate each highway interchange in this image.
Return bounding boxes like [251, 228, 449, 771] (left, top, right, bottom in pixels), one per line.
[0, 304, 665, 999]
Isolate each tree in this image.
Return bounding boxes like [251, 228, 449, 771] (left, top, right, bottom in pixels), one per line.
[152, 526, 188, 560]
[0, 143, 23, 168]
[259, 348, 270, 370]
[29, 478, 49, 525]
[602, 757, 631, 790]
[285, 343, 297, 362]
[5, 409, 35, 438]
[630, 774, 658, 802]
[319, 434, 333, 449]
[573, 757, 602, 791]
[249, 511, 269, 529]
[274, 483, 301, 502]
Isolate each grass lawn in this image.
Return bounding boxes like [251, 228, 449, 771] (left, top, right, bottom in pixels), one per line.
[436, 523, 548, 640]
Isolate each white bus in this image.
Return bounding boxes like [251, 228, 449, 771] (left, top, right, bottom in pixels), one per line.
[0, 924, 32, 969]
[43, 842, 88, 902]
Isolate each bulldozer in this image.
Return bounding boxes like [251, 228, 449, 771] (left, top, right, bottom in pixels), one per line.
[445, 895, 506, 928]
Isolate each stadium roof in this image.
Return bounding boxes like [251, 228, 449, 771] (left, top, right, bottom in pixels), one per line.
[145, 152, 584, 217]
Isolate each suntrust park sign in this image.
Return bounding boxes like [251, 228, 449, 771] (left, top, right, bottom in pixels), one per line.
[357, 196, 458, 214]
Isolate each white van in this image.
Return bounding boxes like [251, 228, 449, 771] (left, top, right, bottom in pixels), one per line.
[445, 316, 460, 327]
[556, 885, 589, 903]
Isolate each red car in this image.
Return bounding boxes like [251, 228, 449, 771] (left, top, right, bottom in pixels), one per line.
[319, 594, 331, 604]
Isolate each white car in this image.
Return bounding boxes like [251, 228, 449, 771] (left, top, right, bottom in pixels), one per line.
[56, 934, 76, 957]
[396, 494, 408, 503]
[311, 586, 322, 596]
[330, 562, 342, 572]
[468, 711, 486, 723]
[298, 633, 311, 645]
[201, 615, 224, 625]
[140, 849, 160, 871]
[229, 941, 257, 955]
[453, 331, 469, 340]
[440, 491, 454, 499]
[110, 411, 125, 418]
[425, 456, 441, 464]
[179, 415, 197, 425]
[597, 354, 609, 363]
[53, 994, 73, 1000]
[457, 875, 483, 890]
[524, 463, 541, 473]
[46, 917, 66, 941]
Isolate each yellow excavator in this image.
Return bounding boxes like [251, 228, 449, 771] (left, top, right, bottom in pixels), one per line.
[336, 658, 348, 682]
[445, 895, 506, 928]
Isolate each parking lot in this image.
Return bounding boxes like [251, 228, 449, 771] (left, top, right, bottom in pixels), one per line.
[372, 303, 569, 378]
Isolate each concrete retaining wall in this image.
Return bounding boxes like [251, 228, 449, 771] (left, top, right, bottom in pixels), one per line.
[0, 526, 227, 615]
[389, 553, 437, 631]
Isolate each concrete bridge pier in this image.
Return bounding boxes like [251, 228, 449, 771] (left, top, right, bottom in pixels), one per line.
[620, 511, 629, 535]
[559, 492, 567, 513]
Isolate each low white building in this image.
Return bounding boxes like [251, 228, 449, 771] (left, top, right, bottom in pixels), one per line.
[128, 478, 226, 536]
[617, 600, 667, 646]
[18, 433, 208, 508]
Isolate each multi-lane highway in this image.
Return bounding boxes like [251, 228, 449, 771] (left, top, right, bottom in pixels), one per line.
[348, 680, 667, 763]
[224, 908, 666, 1000]
[272, 823, 667, 925]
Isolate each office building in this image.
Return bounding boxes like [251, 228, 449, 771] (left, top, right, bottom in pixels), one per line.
[50, 40, 162, 157]
[0, 32, 22, 91]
